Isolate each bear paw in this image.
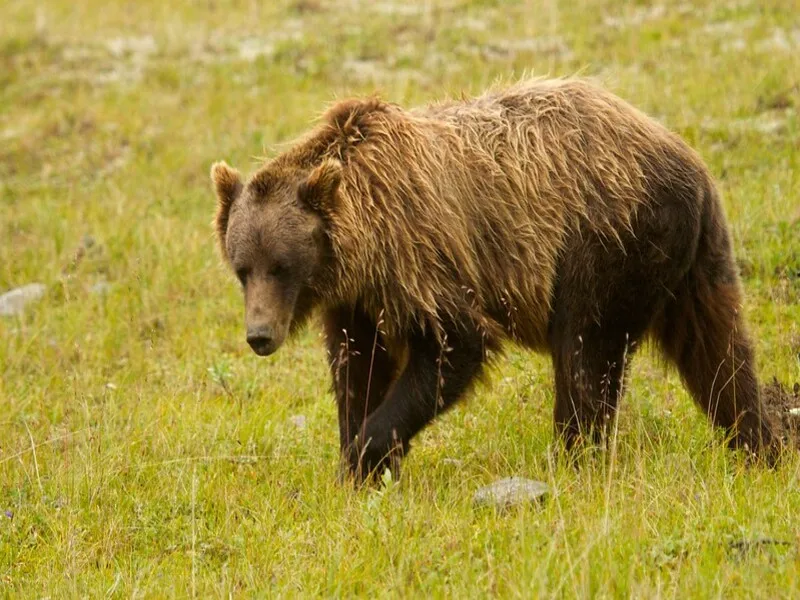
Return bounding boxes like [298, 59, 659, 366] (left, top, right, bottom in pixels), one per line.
[346, 432, 407, 486]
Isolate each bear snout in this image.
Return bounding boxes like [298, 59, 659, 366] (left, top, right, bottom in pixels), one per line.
[246, 325, 278, 356]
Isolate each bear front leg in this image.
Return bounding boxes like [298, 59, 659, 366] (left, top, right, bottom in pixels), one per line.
[348, 324, 486, 482]
[552, 331, 630, 451]
[323, 305, 399, 454]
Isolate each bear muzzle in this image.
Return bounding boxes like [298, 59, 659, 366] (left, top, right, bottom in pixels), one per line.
[246, 324, 280, 356]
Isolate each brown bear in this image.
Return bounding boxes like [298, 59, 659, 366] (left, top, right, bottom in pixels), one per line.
[211, 77, 777, 481]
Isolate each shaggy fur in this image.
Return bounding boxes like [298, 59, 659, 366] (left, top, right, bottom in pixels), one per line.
[213, 77, 778, 481]
[211, 161, 243, 256]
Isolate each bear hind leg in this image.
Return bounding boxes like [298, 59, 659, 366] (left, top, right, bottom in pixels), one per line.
[652, 185, 778, 459]
[547, 211, 685, 452]
[654, 266, 777, 457]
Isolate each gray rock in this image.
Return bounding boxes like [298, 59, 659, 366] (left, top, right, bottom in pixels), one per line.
[289, 414, 307, 429]
[473, 477, 549, 509]
[90, 281, 112, 295]
[0, 283, 46, 316]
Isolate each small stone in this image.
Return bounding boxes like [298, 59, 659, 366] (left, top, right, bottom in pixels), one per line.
[289, 414, 307, 429]
[473, 477, 549, 509]
[90, 281, 112, 295]
[0, 283, 46, 316]
[788, 408, 800, 418]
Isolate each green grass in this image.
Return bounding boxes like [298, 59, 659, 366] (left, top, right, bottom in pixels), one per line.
[1, 0, 799, 596]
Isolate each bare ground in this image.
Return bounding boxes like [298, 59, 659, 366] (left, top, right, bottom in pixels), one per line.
[762, 378, 800, 450]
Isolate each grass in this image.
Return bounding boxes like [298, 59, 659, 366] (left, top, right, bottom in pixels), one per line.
[1, 0, 799, 596]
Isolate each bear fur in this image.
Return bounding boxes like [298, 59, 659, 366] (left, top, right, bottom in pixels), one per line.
[212, 77, 778, 481]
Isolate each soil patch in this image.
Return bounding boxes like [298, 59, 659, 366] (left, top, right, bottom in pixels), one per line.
[762, 377, 800, 451]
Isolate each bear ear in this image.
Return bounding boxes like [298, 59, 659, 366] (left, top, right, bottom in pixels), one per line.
[210, 161, 243, 255]
[297, 159, 343, 213]
[211, 161, 243, 208]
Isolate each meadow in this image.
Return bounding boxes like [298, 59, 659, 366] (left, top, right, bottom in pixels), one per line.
[1, 0, 799, 596]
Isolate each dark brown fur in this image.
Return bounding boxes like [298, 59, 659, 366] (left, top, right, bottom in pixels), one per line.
[211, 78, 778, 481]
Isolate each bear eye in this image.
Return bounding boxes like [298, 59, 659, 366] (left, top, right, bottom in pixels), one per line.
[269, 263, 287, 278]
[235, 267, 250, 286]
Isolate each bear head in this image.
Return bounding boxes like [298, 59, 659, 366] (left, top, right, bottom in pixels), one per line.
[211, 159, 342, 356]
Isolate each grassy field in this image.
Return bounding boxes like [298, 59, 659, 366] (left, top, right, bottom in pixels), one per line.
[1, 0, 799, 596]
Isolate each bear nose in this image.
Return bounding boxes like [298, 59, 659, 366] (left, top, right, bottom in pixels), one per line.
[246, 326, 275, 356]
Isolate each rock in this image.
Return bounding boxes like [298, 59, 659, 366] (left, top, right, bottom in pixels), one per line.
[789, 408, 800, 418]
[289, 414, 307, 429]
[0, 283, 46, 316]
[90, 281, 112, 295]
[473, 477, 549, 509]
[80, 234, 97, 250]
